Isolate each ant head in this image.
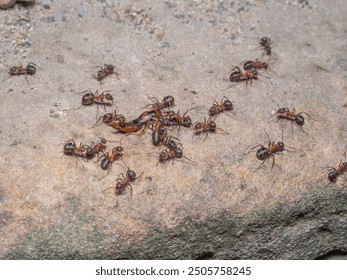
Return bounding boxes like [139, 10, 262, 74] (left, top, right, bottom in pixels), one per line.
[85, 147, 96, 159]
[99, 138, 107, 144]
[209, 106, 219, 116]
[295, 114, 305, 126]
[328, 171, 337, 183]
[127, 170, 137, 181]
[260, 37, 269, 44]
[114, 146, 123, 153]
[159, 150, 168, 162]
[174, 148, 183, 158]
[262, 62, 268, 69]
[105, 64, 115, 73]
[194, 122, 203, 130]
[277, 141, 285, 150]
[183, 116, 192, 127]
[163, 95, 175, 108]
[97, 70, 105, 81]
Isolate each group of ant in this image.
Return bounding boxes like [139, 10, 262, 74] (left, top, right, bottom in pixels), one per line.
[227, 37, 346, 187]
[7, 36, 347, 205]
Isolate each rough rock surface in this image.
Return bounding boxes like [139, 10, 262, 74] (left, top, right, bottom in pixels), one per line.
[0, 0, 347, 259]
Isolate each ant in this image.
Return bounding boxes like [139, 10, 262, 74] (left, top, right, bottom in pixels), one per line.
[91, 110, 126, 128]
[63, 140, 87, 157]
[151, 117, 167, 146]
[8, 62, 37, 83]
[171, 106, 201, 128]
[325, 146, 347, 187]
[102, 169, 142, 206]
[161, 135, 181, 151]
[99, 146, 123, 173]
[85, 137, 109, 159]
[145, 95, 175, 111]
[76, 90, 116, 108]
[96, 64, 119, 82]
[193, 117, 227, 141]
[258, 37, 277, 58]
[157, 147, 193, 165]
[243, 59, 268, 72]
[208, 96, 234, 117]
[246, 131, 296, 172]
[271, 100, 312, 132]
[229, 66, 258, 87]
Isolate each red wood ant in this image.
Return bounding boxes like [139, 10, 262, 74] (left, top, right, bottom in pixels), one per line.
[76, 90, 116, 109]
[151, 117, 167, 146]
[161, 135, 181, 151]
[193, 117, 228, 141]
[229, 66, 258, 86]
[208, 96, 234, 117]
[63, 140, 87, 157]
[91, 110, 126, 128]
[99, 146, 123, 172]
[96, 64, 119, 82]
[8, 62, 37, 83]
[85, 137, 109, 159]
[102, 169, 142, 206]
[243, 59, 268, 72]
[246, 131, 296, 172]
[325, 146, 347, 187]
[258, 37, 274, 57]
[145, 95, 175, 111]
[157, 147, 193, 165]
[271, 100, 312, 132]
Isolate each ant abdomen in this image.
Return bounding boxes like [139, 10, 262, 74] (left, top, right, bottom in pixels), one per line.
[256, 147, 269, 160]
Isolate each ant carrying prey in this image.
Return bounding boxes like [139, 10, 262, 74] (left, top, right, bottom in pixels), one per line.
[246, 131, 296, 172]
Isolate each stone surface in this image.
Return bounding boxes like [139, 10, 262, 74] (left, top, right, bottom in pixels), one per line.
[0, 0, 347, 259]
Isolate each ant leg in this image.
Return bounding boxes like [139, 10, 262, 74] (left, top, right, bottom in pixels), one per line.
[217, 127, 229, 134]
[270, 154, 276, 170]
[203, 132, 209, 142]
[244, 144, 264, 155]
[253, 159, 267, 172]
[102, 186, 114, 193]
[129, 184, 133, 198]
